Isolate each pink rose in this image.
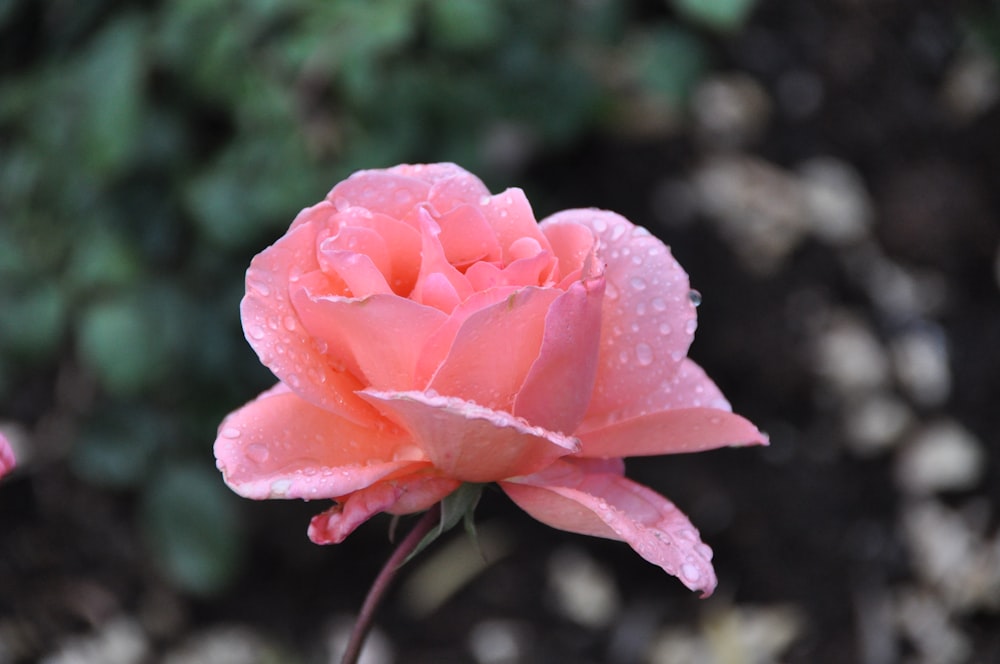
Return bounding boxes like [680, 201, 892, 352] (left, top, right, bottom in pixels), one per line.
[214, 163, 765, 596]
[0, 433, 14, 479]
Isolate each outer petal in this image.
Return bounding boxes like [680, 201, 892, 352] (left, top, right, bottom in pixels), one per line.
[241, 221, 376, 424]
[308, 473, 460, 544]
[541, 210, 698, 429]
[214, 383, 425, 501]
[0, 432, 15, 478]
[359, 389, 580, 483]
[578, 407, 766, 458]
[292, 289, 448, 391]
[501, 458, 717, 596]
[427, 287, 561, 410]
[513, 278, 605, 434]
[326, 170, 432, 222]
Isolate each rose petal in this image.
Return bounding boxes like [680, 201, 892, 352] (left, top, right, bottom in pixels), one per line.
[409, 208, 474, 312]
[478, 188, 552, 262]
[241, 222, 376, 424]
[542, 220, 599, 283]
[0, 432, 15, 478]
[513, 279, 605, 434]
[319, 250, 392, 298]
[359, 389, 580, 482]
[501, 458, 717, 596]
[214, 383, 426, 501]
[307, 473, 460, 544]
[292, 288, 448, 391]
[541, 210, 698, 429]
[412, 285, 526, 385]
[427, 287, 562, 410]
[427, 168, 492, 214]
[579, 407, 767, 457]
[435, 204, 503, 267]
[326, 170, 432, 222]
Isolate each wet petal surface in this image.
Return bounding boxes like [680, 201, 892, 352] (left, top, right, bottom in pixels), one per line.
[360, 389, 580, 482]
[501, 458, 717, 596]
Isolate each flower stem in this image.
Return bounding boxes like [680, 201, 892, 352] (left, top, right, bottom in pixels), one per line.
[340, 504, 442, 664]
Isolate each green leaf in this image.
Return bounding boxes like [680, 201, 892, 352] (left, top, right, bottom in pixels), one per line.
[404, 483, 484, 565]
[76, 295, 162, 395]
[75, 13, 148, 176]
[141, 462, 244, 595]
[671, 0, 758, 33]
[630, 26, 709, 106]
[70, 407, 163, 489]
[427, 0, 505, 51]
[0, 282, 67, 361]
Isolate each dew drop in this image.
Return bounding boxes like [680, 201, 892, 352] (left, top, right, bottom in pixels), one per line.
[635, 302, 647, 316]
[270, 478, 292, 496]
[247, 279, 271, 296]
[282, 316, 298, 331]
[246, 443, 270, 464]
[688, 289, 702, 307]
[618, 350, 630, 364]
[592, 217, 608, 233]
[629, 276, 647, 291]
[659, 322, 672, 335]
[247, 325, 266, 340]
[635, 343, 654, 366]
[651, 297, 667, 312]
[681, 562, 701, 583]
[631, 255, 643, 266]
[287, 373, 302, 389]
[610, 224, 626, 241]
[221, 427, 241, 439]
[605, 282, 619, 300]
[685, 319, 698, 335]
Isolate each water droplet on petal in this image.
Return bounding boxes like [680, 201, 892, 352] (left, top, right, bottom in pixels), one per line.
[592, 217, 608, 233]
[659, 322, 672, 335]
[287, 373, 302, 389]
[685, 319, 698, 335]
[688, 289, 702, 307]
[636, 343, 654, 366]
[247, 325, 266, 340]
[611, 224, 626, 241]
[221, 427, 241, 439]
[618, 350, 630, 364]
[247, 279, 271, 296]
[270, 478, 292, 496]
[681, 562, 701, 583]
[246, 443, 270, 464]
[651, 297, 667, 312]
[282, 316, 297, 331]
[629, 276, 646, 291]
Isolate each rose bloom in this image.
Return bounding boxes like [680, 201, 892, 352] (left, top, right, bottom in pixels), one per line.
[215, 163, 765, 596]
[0, 433, 14, 479]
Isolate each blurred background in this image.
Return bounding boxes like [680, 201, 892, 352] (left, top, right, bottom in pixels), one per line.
[1, 0, 999, 662]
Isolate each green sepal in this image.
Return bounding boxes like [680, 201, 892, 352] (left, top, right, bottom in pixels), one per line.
[403, 482, 484, 565]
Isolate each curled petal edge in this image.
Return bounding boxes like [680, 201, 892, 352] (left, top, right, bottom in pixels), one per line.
[501, 458, 717, 597]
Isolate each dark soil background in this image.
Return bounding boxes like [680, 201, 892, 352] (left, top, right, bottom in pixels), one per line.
[1, 1, 999, 663]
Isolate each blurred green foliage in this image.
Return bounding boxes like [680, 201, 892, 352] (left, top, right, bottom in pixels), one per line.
[0, 0, 757, 594]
